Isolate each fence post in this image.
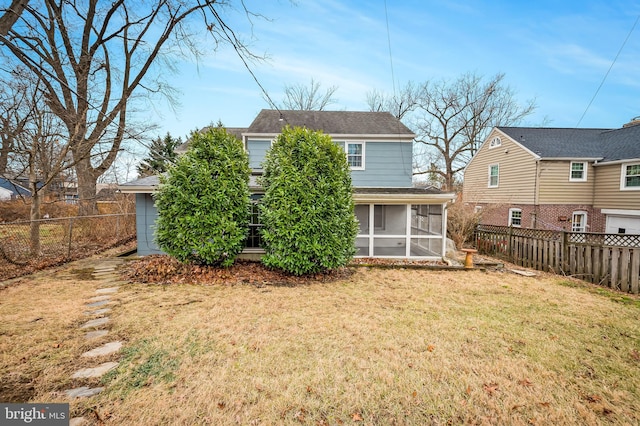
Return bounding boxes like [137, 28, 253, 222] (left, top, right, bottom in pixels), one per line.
[508, 225, 513, 262]
[561, 230, 568, 274]
[67, 218, 74, 258]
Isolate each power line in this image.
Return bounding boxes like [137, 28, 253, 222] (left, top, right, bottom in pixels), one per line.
[575, 14, 640, 128]
[383, 0, 396, 97]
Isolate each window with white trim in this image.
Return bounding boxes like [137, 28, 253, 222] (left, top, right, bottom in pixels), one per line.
[488, 164, 499, 187]
[569, 161, 587, 181]
[346, 142, 364, 170]
[571, 211, 587, 232]
[621, 163, 640, 190]
[509, 208, 522, 227]
[489, 137, 501, 148]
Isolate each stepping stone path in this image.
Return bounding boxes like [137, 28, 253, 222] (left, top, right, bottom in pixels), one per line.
[65, 258, 129, 425]
[71, 362, 119, 379]
[81, 341, 123, 357]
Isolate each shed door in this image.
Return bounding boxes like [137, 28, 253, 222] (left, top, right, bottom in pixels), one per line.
[605, 215, 640, 235]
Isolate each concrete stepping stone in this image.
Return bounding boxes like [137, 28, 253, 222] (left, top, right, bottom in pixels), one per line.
[69, 417, 88, 425]
[81, 341, 122, 357]
[72, 362, 118, 379]
[85, 330, 109, 340]
[80, 317, 109, 329]
[66, 386, 105, 398]
[96, 287, 118, 294]
[88, 295, 111, 302]
[85, 308, 111, 316]
[86, 300, 110, 308]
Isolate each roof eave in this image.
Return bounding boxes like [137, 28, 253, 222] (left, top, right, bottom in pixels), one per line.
[593, 157, 640, 166]
[353, 192, 456, 204]
[117, 185, 157, 194]
[243, 132, 415, 140]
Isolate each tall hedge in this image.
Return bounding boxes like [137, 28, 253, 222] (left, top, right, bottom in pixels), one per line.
[260, 126, 358, 275]
[154, 127, 250, 266]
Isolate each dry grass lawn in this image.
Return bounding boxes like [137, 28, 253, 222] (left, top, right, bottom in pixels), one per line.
[1, 261, 639, 425]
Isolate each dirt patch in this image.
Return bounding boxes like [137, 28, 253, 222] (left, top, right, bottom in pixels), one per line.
[120, 255, 354, 286]
[0, 372, 37, 403]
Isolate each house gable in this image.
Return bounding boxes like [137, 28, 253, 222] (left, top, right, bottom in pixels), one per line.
[463, 128, 539, 204]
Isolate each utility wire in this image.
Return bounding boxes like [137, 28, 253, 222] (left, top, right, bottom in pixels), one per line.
[575, 14, 640, 128]
[383, 0, 396, 97]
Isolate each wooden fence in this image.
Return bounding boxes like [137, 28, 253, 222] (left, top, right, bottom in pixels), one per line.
[475, 224, 640, 294]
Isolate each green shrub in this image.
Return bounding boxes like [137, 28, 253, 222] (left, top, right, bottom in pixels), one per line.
[260, 126, 358, 275]
[153, 128, 250, 266]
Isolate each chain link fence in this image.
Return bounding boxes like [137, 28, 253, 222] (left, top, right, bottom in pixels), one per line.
[0, 214, 136, 278]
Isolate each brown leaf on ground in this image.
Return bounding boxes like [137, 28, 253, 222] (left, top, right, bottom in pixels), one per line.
[351, 412, 363, 421]
[483, 383, 499, 396]
[518, 378, 533, 387]
[120, 255, 355, 286]
[427, 344, 435, 352]
[630, 349, 640, 362]
[585, 394, 602, 403]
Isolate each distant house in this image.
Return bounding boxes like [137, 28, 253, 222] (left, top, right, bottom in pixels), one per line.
[0, 178, 31, 201]
[463, 121, 640, 234]
[120, 109, 456, 259]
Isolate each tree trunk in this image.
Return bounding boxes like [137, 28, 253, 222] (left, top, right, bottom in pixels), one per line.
[75, 157, 99, 216]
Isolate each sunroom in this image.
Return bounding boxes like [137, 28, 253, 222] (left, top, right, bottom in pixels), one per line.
[353, 188, 454, 260]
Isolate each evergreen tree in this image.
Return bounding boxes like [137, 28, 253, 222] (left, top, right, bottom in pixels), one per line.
[260, 126, 358, 275]
[137, 133, 181, 177]
[154, 128, 250, 266]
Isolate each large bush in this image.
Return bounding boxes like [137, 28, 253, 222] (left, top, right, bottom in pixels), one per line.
[260, 126, 358, 275]
[154, 128, 250, 266]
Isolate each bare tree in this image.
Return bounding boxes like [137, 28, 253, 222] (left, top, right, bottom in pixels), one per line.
[0, 68, 73, 257]
[0, 0, 29, 36]
[0, 0, 265, 215]
[365, 82, 419, 120]
[0, 75, 29, 175]
[275, 78, 339, 111]
[412, 73, 536, 191]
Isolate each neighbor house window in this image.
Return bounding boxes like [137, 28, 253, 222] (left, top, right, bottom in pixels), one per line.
[346, 142, 364, 170]
[509, 208, 522, 227]
[489, 137, 501, 148]
[571, 211, 587, 232]
[570, 161, 587, 181]
[621, 163, 640, 190]
[488, 164, 499, 187]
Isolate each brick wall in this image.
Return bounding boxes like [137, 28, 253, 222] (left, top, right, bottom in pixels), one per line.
[470, 203, 606, 232]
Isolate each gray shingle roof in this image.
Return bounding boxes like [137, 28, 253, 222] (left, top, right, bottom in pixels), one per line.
[600, 124, 640, 161]
[498, 126, 640, 162]
[247, 109, 415, 137]
[0, 178, 31, 197]
[176, 127, 248, 153]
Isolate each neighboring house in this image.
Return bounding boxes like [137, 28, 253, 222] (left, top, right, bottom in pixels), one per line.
[463, 121, 640, 234]
[120, 109, 456, 259]
[0, 178, 31, 200]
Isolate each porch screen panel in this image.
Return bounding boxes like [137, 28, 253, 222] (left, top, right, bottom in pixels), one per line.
[374, 205, 406, 235]
[411, 204, 442, 235]
[373, 238, 406, 256]
[355, 205, 369, 234]
[410, 238, 443, 256]
[355, 237, 369, 256]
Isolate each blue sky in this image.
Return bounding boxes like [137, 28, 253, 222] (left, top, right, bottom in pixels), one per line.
[148, 0, 640, 139]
